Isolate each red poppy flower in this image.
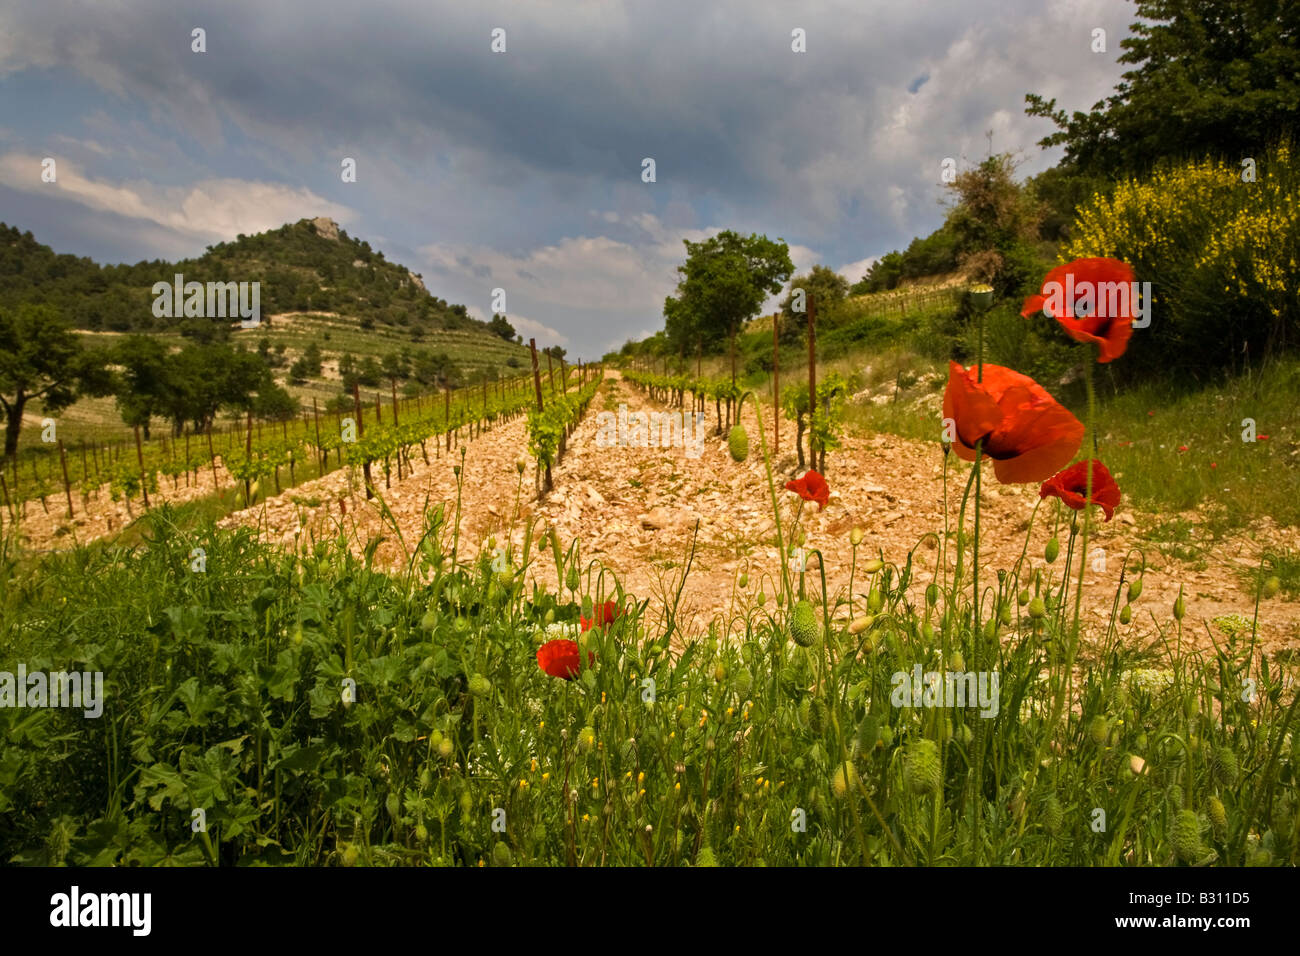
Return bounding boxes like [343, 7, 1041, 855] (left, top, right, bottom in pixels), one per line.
[1178, 445, 1188, 453]
[536, 639, 594, 679]
[943, 361, 1084, 483]
[1210, 462, 1218, 469]
[1039, 459, 1122, 522]
[581, 600, 622, 631]
[785, 470, 829, 510]
[1258, 434, 1270, 441]
[1021, 257, 1137, 363]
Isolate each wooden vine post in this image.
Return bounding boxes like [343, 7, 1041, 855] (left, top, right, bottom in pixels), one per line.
[58, 439, 73, 518]
[529, 338, 551, 492]
[807, 293, 817, 474]
[135, 424, 151, 509]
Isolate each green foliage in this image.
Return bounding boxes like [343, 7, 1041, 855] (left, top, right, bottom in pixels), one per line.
[1025, 0, 1300, 178]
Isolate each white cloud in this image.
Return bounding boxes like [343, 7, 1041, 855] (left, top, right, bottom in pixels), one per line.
[837, 257, 878, 284]
[0, 151, 352, 242]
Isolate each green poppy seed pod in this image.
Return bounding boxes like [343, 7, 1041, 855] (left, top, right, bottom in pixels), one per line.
[1028, 596, 1047, 620]
[790, 600, 820, 647]
[857, 715, 879, 753]
[516, 459, 526, 474]
[1170, 810, 1203, 863]
[863, 558, 885, 574]
[1045, 537, 1060, 564]
[1173, 590, 1186, 620]
[904, 739, 942, 797]
[831, 761, 859, 799]
[1120, 604, 1132, 625]
[1127, 578, 1143, 603]
[1041, 795, 1064, 836]
[1208, 796, 1227, 834]
[453, 465, 461, 477]
[1088, 715, 1109, 747]
[492, 842, 513, 867]
[578, 726, 596, 754]
[728, 425, 749, 462]
[737, 572, 748, 589]
[695, 845, 719, 867]
[468, 674, 491, 697]
[850, 526, 865, 546]
[1017, 588, 1030, 607]
[1212, 746, 1239, 786]
[1262, 575, 1281, 599]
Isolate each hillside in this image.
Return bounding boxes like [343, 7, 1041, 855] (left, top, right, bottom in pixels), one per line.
[0, 217, 522, 345]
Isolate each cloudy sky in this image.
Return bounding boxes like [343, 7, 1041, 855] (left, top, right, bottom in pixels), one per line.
[0, 0, 1136, 358]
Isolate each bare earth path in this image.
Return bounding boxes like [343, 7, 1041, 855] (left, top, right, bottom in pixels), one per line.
[14, 370, 1295, 660]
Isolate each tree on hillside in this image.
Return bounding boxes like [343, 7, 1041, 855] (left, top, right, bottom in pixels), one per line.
[943, 153, 1043, 298]
[1025, 0, 1300, 177]
[488, 314, 516, 341]
[664, 230, 793, 388]
[158, 344, 275, 435]
[113, 335, 172, 439]
[779, 265, 849, 344]
[0, 304, 111, 458]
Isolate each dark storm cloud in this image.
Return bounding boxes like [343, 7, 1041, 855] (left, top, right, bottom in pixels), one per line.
[0, 0, 1136, 355]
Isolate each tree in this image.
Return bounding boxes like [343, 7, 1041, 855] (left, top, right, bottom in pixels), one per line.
[664, 230, 793, 388]
[113, 335, 172, 439]
[942, 153, 1043, 297]
[779, 265, 849, 344]
[0, 304, 111, 457]
[488, 313, 516, 340]
[1025, 0, 1300, 177]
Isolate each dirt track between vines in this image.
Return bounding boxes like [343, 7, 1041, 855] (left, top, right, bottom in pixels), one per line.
[212, 370, 1296, 660]
[10, 371, 1295, 660]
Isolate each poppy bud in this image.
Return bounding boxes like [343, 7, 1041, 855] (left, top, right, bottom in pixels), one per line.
[1089, 715, 1109, 746]
[830, 761, 859, 798]
[578, 726, 596, 754]
[850, 527, 864, 546]
[925, 583, 939, 606]
[737, 572, 748, 589]
[438, 737, 454, 760]
[863, 558, 885, 574]
[1170, 810, 1203, 863]
[867, 589, 883, 613]
[904, 739, 941, 797]
[1041, 795, 1064, 836]
[1208, 796, 1227, 834]
[468, 674, 491, 697]
[1262, 576, 1281, 599]
[1017, 589, 1030, 607]
[1120, 604, 1132, 624]
[1174, 590, 1186, 620]
[1028, 596, 1047, 620]
[566, 565, 580, 592]
[948, 650, 965, 671]
[1045, 537, 1060, 564]
[1127, 578, 1143, 603]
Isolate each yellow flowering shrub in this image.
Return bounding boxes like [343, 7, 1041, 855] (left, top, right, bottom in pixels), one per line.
[1062, 145, 1298, 370]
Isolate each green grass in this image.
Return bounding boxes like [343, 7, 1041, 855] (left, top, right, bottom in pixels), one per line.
[2, 457, 1297, 866]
